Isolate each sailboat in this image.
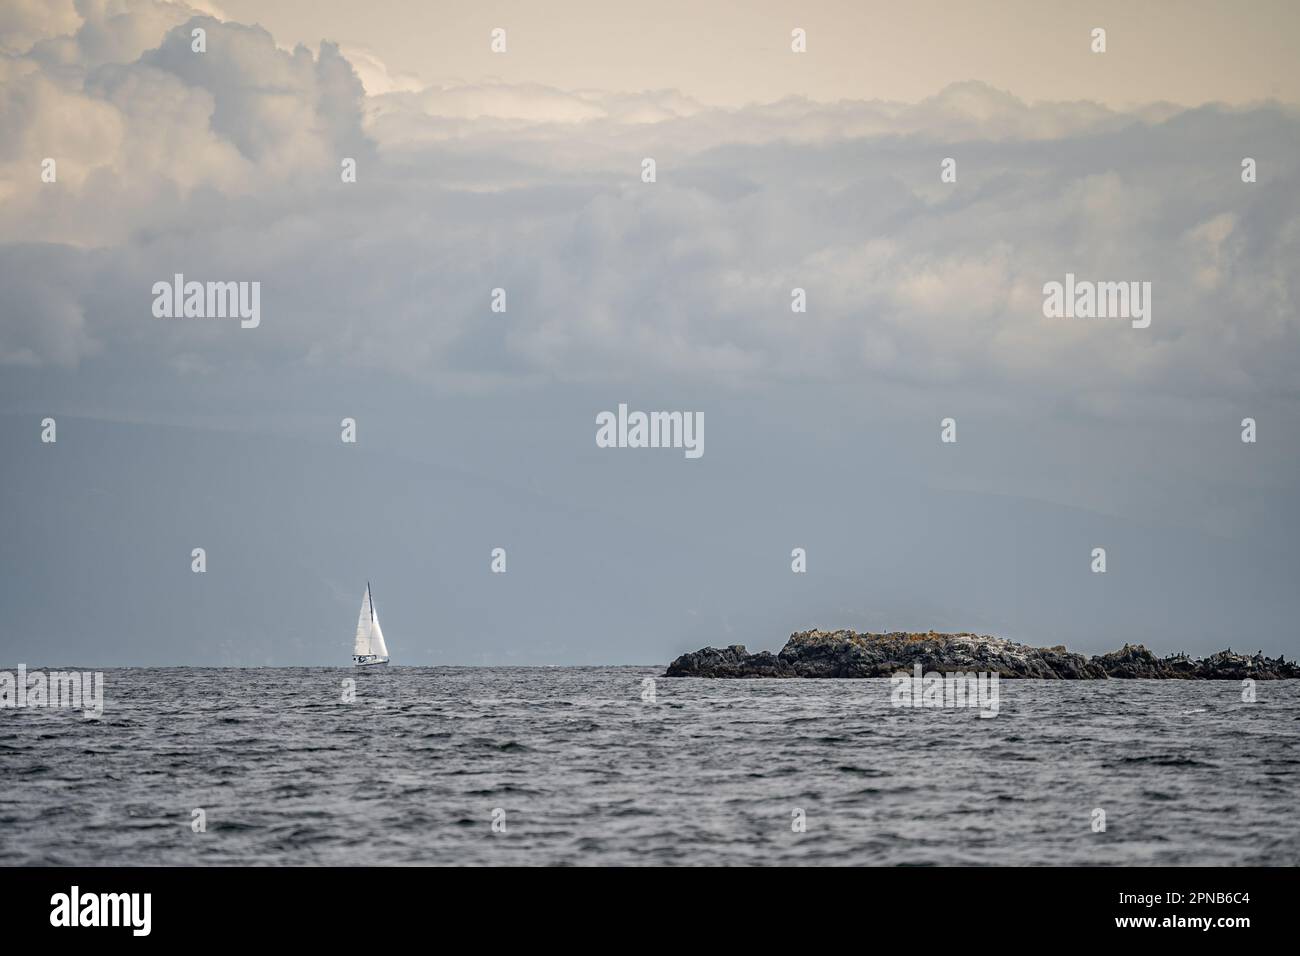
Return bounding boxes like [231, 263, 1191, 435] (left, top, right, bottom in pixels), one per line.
[352, 582, 390, 667]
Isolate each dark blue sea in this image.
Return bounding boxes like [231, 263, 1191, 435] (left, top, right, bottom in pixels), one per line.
[2, 668, 1297, 865]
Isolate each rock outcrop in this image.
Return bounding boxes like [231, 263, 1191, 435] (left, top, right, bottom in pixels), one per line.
[664, 630, 1299, 680]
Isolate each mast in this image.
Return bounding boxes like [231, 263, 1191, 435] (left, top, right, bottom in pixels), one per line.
[368, 581, 374, 621]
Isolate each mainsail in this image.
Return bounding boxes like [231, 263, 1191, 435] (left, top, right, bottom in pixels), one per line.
[353, 583, 389, 659]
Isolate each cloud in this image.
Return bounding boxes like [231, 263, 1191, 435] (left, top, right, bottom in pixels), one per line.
[338, 44, 421, 96]
[0, 0, 80, 56]
[0, 3, 1298, 424]
[0, 242, 100, 366]
[25, 0, 200, 71]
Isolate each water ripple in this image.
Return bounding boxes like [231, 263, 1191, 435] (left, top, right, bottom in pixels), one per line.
[0, 668, 1296, 865]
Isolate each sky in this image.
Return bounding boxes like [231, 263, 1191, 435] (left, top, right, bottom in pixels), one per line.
[1, 0, 1298, 665]
[214, 0, 1300, 108]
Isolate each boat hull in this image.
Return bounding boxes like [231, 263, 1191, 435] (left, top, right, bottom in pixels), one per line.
[353, 656, 389, 667]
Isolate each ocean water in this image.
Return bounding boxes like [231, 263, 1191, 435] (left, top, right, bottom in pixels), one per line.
[1, 667, 1297, 866]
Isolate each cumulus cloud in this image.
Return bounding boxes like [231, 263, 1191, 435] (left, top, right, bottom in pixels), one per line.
[0, 0, 81, 56]
[338, 44, 421, 96]
[1, 1, 1298, 421]
[26, 0, 198, 71]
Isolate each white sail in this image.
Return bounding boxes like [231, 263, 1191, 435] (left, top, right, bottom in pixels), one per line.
[369, 612, 389, 659]
[352, 583, 390, 663]
[353, 585, 374, 657]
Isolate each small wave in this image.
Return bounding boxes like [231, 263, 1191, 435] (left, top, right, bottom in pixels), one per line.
[1115, 755, 1217, 768]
